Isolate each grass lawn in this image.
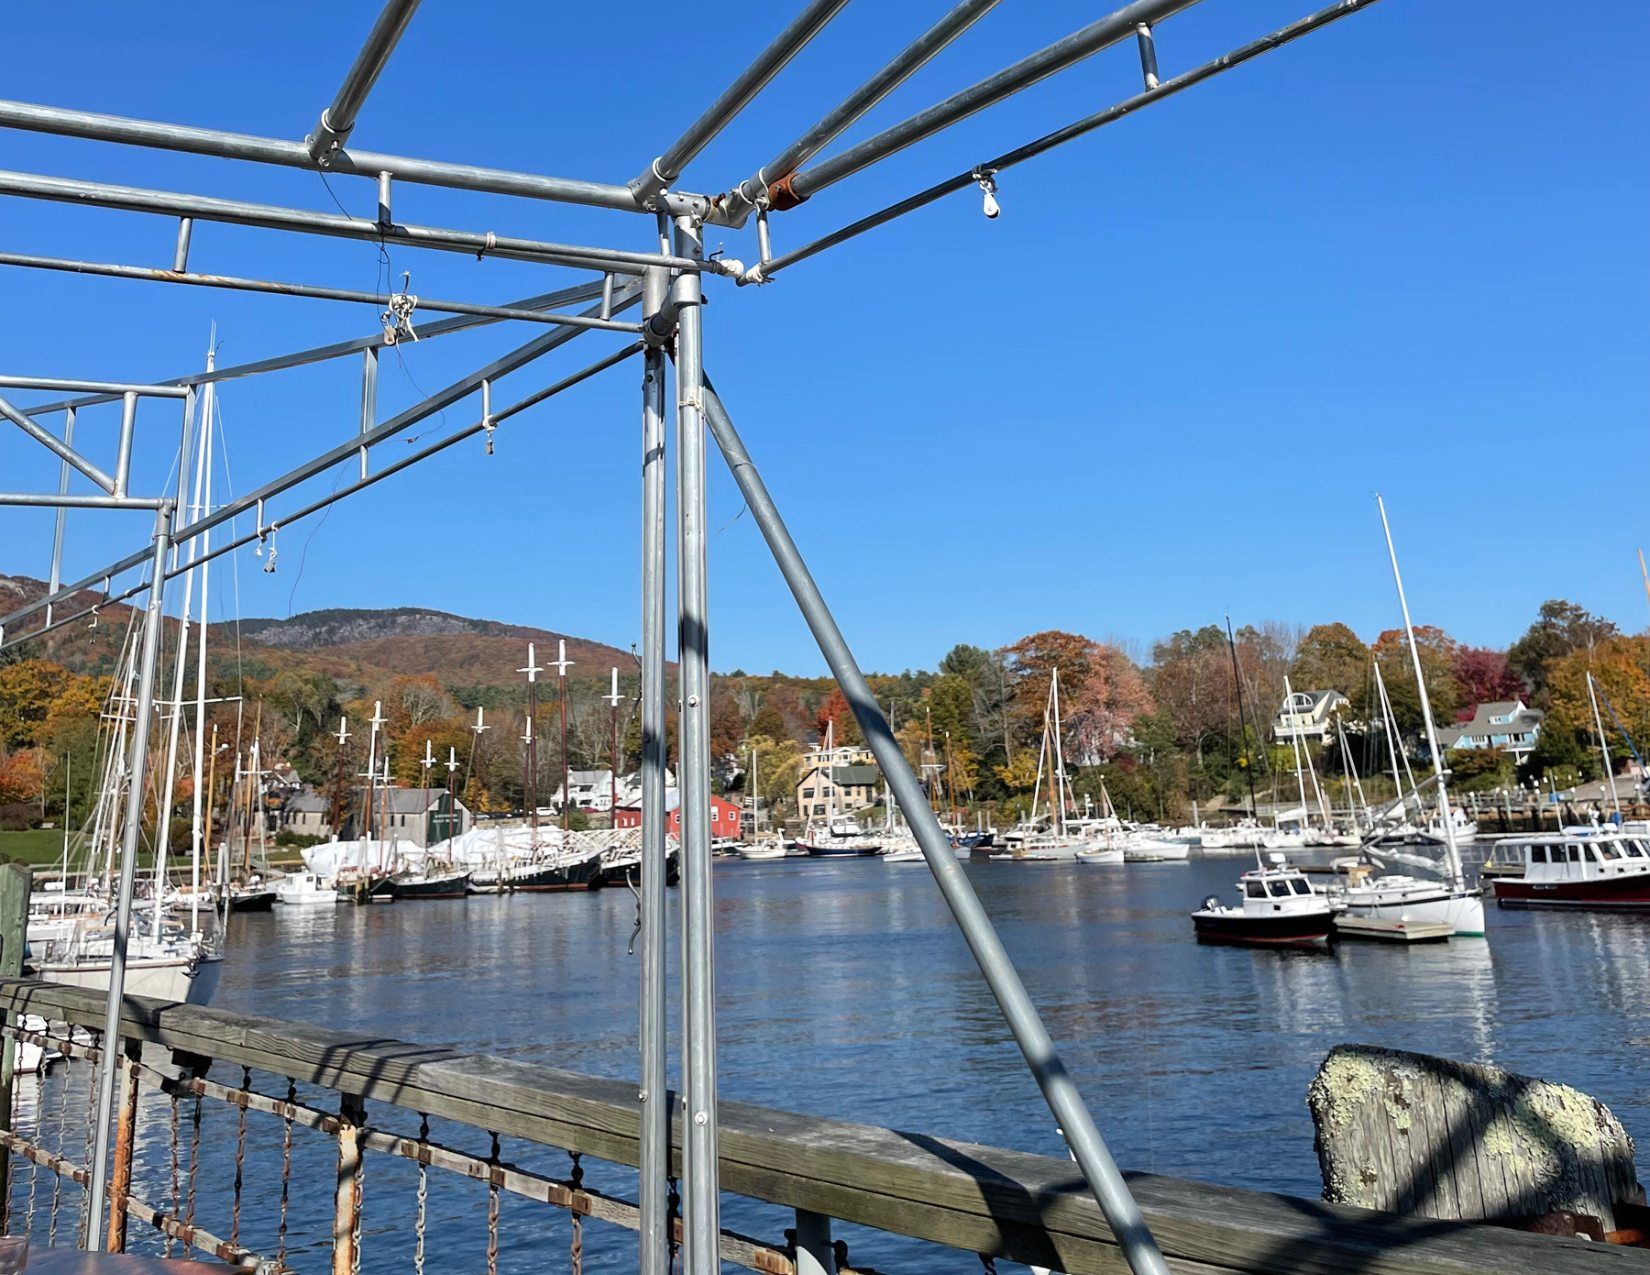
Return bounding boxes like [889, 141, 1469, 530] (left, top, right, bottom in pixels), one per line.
[0, 828, 75, 867]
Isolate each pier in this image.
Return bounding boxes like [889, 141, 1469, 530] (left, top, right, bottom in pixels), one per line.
[0, 977, 1639, 1275]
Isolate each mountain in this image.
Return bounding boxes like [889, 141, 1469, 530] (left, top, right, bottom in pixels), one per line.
[0, 575, 634, 692]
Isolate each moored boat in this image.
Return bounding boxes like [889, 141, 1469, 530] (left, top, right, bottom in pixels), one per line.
[1490, 830, 1650, 910]
[274, 870, 338, 906]
[1191, 857, 1337, 947]
[1330, 864, 1484, 936]
[391, 869, 473, 900]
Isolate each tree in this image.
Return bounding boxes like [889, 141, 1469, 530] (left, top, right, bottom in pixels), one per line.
[1508, 600, 1619, 702]
[0, 659, 73, 748]
[1149, 626, 1235, 758]
[1545, 636, 1650, 772]
[1451, 646, 1526, 709]
[815, 687, 861, 746]
[1291, 623, 1369, 710]
[1371, 626, 1462, 737]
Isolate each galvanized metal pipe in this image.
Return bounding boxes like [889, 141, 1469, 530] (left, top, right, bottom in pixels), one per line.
[637, 261, 670, 1275]
[47, 408, 74, 604]
[19, 281, 607, 418]
[0, 98, 706, 216]
[84, 503, 173, 1252]
[0, 283, 637, 639]
[717, 0, 1004, 226]
[672, 218, 720, 1275]
[113, 392, 137, 497]
[0, 341, 641, 652]
[0, 392, 116, 492]
[0, 169, 699, 276]
[630, 0, 851, 204]
[784, 0, 1198, 203]
[0, 374, 188, 398]
[308, 0, 423, 164]
[699, 379, 1169, 1275]
[756, 0, 1381, 278]
[359, 350, 377, 482]
[0, 250, 644, 332]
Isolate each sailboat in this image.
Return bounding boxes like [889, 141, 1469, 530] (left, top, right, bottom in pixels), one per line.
[996, 670, 1100, 862]
[1330, 497, 1485, 937]
[737, 743, 788, 859]
[800, 721, 881, 855]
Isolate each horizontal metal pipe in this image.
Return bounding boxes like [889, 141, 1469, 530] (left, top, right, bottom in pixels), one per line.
[630, 0, 850, 202]
[0, 283, 641, 635]
[785, 0, 1199, 203]
[0, 343, 642, 653]
[19, 281, 606, 417]
[0, 251, 643, 333]
[308, 0, 422, 164]
[0, 493, 165, 510]
[0, 98, 706, 217]
[0, 392, 116, 492]
[717, 0, 1004, 226]
[0, 374, 189, 398]
[0, 168, 698, 276]
[758, 0, 1379, 277]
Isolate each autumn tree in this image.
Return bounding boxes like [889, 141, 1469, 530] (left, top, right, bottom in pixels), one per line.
[1001, 631, 1153, 766]
[1508, 600, 1619, 703]
[1451, 646, 1526, 709]
[0, 659, 74, 747]
[1545, 636, 1650, 774]
[1372, 626, 1462, 738]
[1291, 623, 1369, 710]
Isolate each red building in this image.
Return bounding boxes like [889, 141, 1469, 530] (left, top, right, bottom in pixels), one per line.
[613, 791, 742, 840]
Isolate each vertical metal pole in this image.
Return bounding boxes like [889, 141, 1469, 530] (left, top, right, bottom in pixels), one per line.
[672, 215, 720, 1275]
[698, 382, 1171, 1275]
[359, 348, 378, 481]
[637, 260, 670, 1275]
[793, 1210, 837, 1275]
[114, 392, 138, 498]
[47, 408, 75, 613]
[105, 1039, 143, 1253]
[84, 502, 173, 1253]
[0, 861, 30, 1212]
[332, 1093, 365, 1275]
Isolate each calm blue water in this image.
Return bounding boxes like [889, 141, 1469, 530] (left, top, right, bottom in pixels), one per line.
[10, 854, 1650, 1271]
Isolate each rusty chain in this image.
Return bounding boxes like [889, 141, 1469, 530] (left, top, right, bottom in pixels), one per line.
[485, 1131, 501, 1275]
[77, 1027, 100, 1248]
[48, 1025, 68, 1246]
[568, 1150, 584, 1275]
[231, 1065, 250, 1247]
[277, 1079, 296, 1267]
[414, 1114, 429, 1275]
[350, 1116, 364, 1275]
[185, 1090, 202, 1230]
[166, 1090, 181, 1257]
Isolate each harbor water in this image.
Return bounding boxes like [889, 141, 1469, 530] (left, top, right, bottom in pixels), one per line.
[10, 852, 1649, 1271]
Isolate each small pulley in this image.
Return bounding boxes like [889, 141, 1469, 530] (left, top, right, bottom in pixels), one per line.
[382, 271, 419, 345]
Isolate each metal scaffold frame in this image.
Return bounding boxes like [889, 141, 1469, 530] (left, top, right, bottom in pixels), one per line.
[0, 2, 1388, 1270]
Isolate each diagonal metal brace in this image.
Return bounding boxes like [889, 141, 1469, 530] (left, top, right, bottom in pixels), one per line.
[0, 391, 115, 492]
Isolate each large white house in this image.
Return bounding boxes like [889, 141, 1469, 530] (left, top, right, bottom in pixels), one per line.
[1273, 689, 1350, 744]
[1437, 700, 1544, 762]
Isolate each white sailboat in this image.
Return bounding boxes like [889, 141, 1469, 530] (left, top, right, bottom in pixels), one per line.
[1332, 497, 1485, 937]
[737, 742, 788, 859]
[1000, 670, 1098, 862]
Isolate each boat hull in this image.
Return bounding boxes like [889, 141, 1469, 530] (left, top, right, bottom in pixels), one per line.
[1342, 887, 1485, 936]
[1493, 874, 1650, 910]
[392, 872, 473, 900]
[1191, 909, 1335, 947]
[229, 889, 277, 912]
[509, 858, 601, 892]
[37, 954, 223, 1005]
[805, 843, 879, 858]
[337, 876, 397, 905]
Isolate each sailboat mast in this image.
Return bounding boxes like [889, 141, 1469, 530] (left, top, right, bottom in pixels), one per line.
[187, 363, 215, 938]
[1224, 617, 1260, 820]
[1639, 548, 1650, 623]
[1282, 676, 1311, 835]
[1376, 494, 1463, 887]
[519, 645, 541, 838]
[1050, 669, 1069, 838]
[1586, 671, 1621, 818]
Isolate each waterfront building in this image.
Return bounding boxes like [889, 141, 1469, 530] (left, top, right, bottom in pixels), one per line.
[1437, 699, 1544, 762]
[1272, 689, 1350, 744]
[613, 789, 742, 839]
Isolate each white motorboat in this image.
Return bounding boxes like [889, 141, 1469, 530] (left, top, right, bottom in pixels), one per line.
[737, 839, 789, 861]
[1075, 846, 1124, 865]
[880, 837, 925, 863]
[1121, 836, 1191, 863]
[274, 870, 338, 906]
[1192, 856, 1337, 946]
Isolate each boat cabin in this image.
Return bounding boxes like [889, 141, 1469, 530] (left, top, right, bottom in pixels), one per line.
[1237, 866, 1322, 911]
[1516, 831, 1650, 884]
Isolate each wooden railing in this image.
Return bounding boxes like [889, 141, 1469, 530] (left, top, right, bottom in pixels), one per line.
[0, 977, 1643, 1275]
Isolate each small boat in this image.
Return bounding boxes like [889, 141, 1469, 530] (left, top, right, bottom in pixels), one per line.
[1490, 829, 1650, 910]
[227, 884, 278, 912]
[737, 838, 789, 861]
[880, 834, 924, 863]
[1121, 837, 1191, 863]
[1191, 856, 1337, 947]
[274, 870, 338, 906]
[1330, 863, 1484, 936]
[391, 869, 473, 900]
[1075, 846, 1124, 865]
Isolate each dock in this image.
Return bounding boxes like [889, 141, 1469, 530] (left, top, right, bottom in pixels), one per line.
[1334, 915, 1456, 943]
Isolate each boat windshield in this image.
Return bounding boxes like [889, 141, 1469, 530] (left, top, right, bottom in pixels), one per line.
[1245, 881, 1267, 899]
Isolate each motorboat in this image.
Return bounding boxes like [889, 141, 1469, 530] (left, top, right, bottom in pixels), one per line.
[737, 838, 789, 861]
[1121, 835, 1191, 863]
[1075, 846, 1124, 865]
[1490, 829, 1650, 910]
[1191, 856, 1337, 947]
[274, 870, 338, 906]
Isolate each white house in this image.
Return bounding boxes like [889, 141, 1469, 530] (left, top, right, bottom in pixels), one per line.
[1273, 689, 1350, 744]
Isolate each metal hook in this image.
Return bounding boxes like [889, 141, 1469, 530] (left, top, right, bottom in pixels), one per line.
[973, 168, 1000, 219]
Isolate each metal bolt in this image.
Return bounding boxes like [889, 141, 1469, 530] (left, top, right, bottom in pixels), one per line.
[687, 695, 699, 708]
[693, 1111, 708, 1126]
[638, 1089, 649, 1102]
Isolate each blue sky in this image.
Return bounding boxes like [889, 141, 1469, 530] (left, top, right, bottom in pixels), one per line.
[1, 1, 1645, 675]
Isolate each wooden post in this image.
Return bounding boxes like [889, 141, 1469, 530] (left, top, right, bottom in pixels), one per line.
[0, 860, 31, 1208]
[333, 1092, 366, 1275]
[105, 1038, 143, 1252]
[793, 1209, 836, 1275]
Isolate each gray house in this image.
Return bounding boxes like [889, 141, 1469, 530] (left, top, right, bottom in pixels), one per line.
[1437, 700, 1544, 762]
[282, 786, 472, 848]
